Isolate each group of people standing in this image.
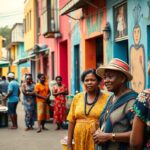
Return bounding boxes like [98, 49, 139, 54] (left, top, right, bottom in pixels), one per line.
[67, 58, 150, 150]
[1, 72, 68, 133]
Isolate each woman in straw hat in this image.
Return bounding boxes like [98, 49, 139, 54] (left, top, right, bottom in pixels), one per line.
[130, 65, 150, 149]
[92, 58, 138, 150]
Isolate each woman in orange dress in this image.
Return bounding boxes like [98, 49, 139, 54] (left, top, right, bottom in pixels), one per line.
[34, 73, 50, 133]
[52, 76, 68, 130]
[67, 69, 109, 150]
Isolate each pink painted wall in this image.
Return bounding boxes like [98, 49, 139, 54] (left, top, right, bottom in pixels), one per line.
[37, 0, 71, 92]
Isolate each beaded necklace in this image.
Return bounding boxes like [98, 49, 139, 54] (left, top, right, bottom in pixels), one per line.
[84, 90, 100, 116]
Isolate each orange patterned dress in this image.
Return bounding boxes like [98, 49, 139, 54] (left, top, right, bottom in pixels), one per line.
[53, 84, 67, 124]
[34, 83, 50, 121]
[67, 92, 109, 150]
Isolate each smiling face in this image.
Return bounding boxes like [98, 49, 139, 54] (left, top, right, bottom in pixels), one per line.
[103, 70, 126, 93]
[133, 26, 141, 45]
[83, 73, 99, 92]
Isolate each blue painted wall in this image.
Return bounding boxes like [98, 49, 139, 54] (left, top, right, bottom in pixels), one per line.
[17, 43, 30, 84]
[71, 22, 82, 94]
[106, 0, 150, 90]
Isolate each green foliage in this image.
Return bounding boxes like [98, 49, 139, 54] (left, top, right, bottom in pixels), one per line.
[0, 26, 11, 47]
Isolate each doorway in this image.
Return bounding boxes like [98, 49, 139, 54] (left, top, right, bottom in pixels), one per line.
[59, 41, 68, 87]
[85, 36, 103, 69]
[74, 45, 80, 93]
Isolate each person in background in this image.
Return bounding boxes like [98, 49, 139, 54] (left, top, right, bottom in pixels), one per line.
[0, 76, 9, 106]
[2, 72, 20, 129]
[67, 69, 109, 150]
[52, 76, 68, 130]
[93, 58, 138, 150]
[130, 65, 150, 150]
[22, 74, 36, 131]
[34, 73, 50, 133]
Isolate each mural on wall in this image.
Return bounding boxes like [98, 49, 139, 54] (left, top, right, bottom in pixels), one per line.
[130, 3, 145, 93]
[114, 2, 128, 41]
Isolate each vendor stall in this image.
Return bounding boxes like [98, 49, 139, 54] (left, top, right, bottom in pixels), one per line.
[0, 105, 8, 127]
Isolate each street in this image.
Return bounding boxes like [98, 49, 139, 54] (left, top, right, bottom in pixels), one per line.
[0, 102, 67, 150]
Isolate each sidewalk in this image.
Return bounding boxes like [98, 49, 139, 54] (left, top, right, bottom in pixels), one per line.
[0, 102, 67, 150]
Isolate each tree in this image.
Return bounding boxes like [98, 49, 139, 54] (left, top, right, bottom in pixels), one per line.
[0, 26, 11, 47]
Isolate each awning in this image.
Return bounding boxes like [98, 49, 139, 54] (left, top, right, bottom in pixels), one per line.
[0, 60, 10, 68]
[60, 0, 86, 15]
[33, 48, 49, 54]
[18, 54, 36, 64]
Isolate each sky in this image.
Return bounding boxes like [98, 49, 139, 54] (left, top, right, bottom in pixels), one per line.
[0, 0, 24, 28]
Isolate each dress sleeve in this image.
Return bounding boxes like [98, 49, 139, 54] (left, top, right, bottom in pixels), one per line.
[67, 94, 79, 123]
[133, 91, 149, 125]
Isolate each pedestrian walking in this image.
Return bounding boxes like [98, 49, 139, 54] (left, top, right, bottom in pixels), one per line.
[93, 58, 138, 150]
[2, 72, 20, 129]
[130, 65, 150, 150]
[52, 76, 68, 130]
[35, 73, 51, 133]
[21, 74, 36, 131]
[0, 76, 9, 106]
[67, 69, 109, 150]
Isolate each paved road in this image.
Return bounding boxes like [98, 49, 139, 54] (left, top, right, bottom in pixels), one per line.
[0, 102, 67, 150]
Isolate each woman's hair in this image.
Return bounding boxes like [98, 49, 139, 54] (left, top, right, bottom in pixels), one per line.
[37, 73, 44, 80]
[55, 76, 62, 81]
[25, 74, 32, 79]
[81, 69, 102, 83]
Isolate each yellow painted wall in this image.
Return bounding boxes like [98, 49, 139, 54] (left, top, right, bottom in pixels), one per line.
[2, 67, 9, 76]
[24, 0, 36, 51]
[10, 65, 17, 79]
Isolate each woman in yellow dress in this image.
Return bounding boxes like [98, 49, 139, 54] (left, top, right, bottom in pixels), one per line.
[67, 69, 109, 150]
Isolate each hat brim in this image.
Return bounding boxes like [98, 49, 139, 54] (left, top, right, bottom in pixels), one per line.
[96, 66, 133, 81]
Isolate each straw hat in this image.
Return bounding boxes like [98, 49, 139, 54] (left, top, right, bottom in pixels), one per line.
[96, 58, 133, 81]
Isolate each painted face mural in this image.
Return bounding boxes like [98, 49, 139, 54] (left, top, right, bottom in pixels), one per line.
[130, 3, 145, 93]
[133, 25, 141, 45]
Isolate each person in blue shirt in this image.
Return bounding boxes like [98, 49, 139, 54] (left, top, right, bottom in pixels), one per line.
[3, 72, 20, 129]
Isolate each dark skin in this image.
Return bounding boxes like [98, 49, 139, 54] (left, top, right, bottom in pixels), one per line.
[35, 75, 51, 132]
[35, 75, 51, 100]
[67, 73, 100, 150]
[52, 78, 68, 96]
[92, 70, 132, 145]
[2, 77, 20, 101]
[130, 114, 145, 149]
[22, 75, 35, 96]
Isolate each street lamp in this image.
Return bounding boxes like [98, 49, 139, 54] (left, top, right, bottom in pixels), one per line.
[103, 22, 111, 41]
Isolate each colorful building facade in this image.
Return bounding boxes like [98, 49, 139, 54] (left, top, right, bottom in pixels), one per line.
[106, 0, 150, 93]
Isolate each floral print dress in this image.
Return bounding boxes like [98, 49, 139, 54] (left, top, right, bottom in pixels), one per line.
[53, 84, 67, 124]
[133, 90, 150, 149]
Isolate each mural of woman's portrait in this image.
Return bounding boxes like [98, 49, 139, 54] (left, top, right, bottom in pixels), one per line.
[130, 3, 145, 93]
[114, 2, 128, 41]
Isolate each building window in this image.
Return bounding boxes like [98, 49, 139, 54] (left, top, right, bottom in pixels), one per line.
[41, 0, 59, 37]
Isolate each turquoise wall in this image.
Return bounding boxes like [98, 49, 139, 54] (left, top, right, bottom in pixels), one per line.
[17, 43, 30, 84]
[106, 0, 150, 89]
[71, 22, 82, 94]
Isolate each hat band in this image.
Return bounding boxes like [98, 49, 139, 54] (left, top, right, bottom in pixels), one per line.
[111, 60, 129, 71]
[109, 63, 129, 72]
